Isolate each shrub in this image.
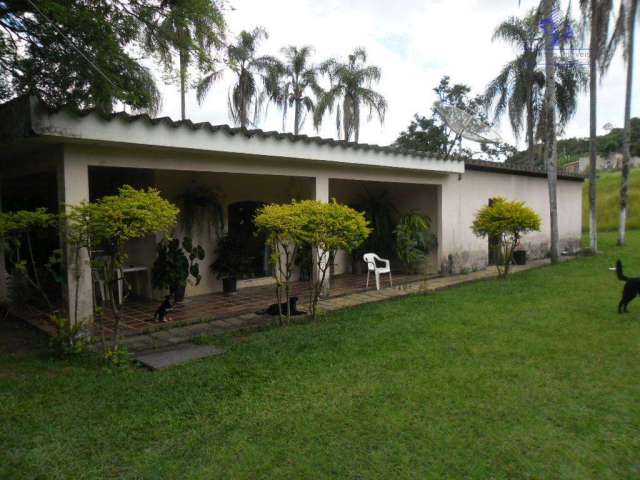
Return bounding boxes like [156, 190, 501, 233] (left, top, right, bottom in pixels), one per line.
[394, 211, 437, 273]
[471, 198, 541, 277]
[66, 186, 178, 354]
[294, 200, 370, 318]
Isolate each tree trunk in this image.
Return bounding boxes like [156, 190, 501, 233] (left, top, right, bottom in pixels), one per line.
[179, 47, 188, 121]
[353, 99, 360, 144]
[294, 99, 301, 135]
[588, 3, 599, 252]
[526, 88, 535, 168]
[618, 0, 637, 246]
[543, 0, 560, 263]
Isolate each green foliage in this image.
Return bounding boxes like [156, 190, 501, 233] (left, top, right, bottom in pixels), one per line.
[394, 211, 438, 273]
[314, 48, 386, 143]
[294, 200, 370, 318]
[210, 233, 256, 279]
[48, 313, 87, 358]
[394, 76, 500, 159]
[152, 237, 205, 292]
[0, 208, 58, 309]
[198, 27, 272, 128]
[471, 197, 541, 277]
[176, 185, 224, 237]
[351, 190, 397, 260]
[66, 186, 178, 349]
[255, 202, 307, 322]
[582, 168, 640, 232]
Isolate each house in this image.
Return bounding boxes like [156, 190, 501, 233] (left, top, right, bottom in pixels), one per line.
[0, 96, 584, 325]
[564, 153, 640, 173]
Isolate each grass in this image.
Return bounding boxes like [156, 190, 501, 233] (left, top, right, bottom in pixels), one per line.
[583, 168, 640, 231]
[2, 232, 640, 479]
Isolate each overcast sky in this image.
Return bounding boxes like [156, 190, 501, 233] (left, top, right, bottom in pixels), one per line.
[155, 0, 638, 150]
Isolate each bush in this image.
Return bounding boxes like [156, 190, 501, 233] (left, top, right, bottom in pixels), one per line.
[394, 211, 437, 273]
[471, 198, 541, 277]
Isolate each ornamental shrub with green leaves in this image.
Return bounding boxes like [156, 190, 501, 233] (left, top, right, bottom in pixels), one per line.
[254, 202, 306, 323]
[471, 197, 541, 277]
[294, 200, 370, 318]
[254, 200, 369, 320]
[394, 211, 438, 273]
[65, 185, 178, 355]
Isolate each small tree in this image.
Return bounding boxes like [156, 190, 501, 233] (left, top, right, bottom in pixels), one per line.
[254, 203, 305, 324]
[66, 186, 178, 355]
[296, 200, 369, 318]
[471, 198, 541, 277]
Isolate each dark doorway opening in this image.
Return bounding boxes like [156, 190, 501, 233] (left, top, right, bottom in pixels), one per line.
[227, 201, 270, 278]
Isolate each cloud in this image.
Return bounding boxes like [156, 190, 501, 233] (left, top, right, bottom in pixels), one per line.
[155, 0, 638, 149]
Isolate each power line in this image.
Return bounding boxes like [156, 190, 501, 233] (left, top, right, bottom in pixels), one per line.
[23, 0, 123, 93]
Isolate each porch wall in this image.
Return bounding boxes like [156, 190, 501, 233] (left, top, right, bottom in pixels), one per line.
[439, 170, 583, 273]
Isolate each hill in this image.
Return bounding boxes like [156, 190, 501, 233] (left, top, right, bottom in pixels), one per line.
[583, 168, 640, 232]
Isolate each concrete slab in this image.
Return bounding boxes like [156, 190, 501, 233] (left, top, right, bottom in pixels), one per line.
[135, 343, 224, 370]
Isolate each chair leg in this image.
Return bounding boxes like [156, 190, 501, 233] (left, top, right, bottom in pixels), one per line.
[366, 270, 370, 288]
[389, 272, 393, 287]
[375, 272, 380, 291]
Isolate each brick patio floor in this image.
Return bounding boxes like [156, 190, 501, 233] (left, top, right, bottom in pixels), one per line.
[100, 272, 429, 338]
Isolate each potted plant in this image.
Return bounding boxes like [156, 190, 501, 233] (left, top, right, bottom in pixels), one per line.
[152, 237, 205, 302]
[513, 241, 527, 265]
[210, 233, 254, 295]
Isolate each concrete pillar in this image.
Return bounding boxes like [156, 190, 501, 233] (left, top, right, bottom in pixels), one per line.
[313, 175, 330, 296]
[58, 154, 93, 326]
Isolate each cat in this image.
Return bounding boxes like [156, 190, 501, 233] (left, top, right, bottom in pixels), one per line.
[257, 296, 306, 316]
[153, 295, 174, 322]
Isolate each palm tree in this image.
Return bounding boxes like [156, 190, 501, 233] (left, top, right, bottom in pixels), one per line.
[541, 0, 561, 263]
[608, 0, 638, 245]
[147, 0, 226, 120]
[579, 0, 616, 252]
[265, 46, 320, 135]
[485, 10, 586, 168]
[197, 27, 273, 128]
[313, 48, 387, 143]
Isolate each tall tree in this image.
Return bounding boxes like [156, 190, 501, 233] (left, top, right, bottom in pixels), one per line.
[539, 0, 561, 263]
[608, 0, 638, 245]
[313, 48, 386, 143]
[485, 9, 586, 167]
[0, 1, 217, 114]
[197, 27, 273, 128]
[145, 0, 226, 120]
[579, 0, 616, 252]
[265, 46, 320, 135]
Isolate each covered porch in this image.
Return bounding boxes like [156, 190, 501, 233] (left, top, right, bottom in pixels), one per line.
[100, 271, 430, 338]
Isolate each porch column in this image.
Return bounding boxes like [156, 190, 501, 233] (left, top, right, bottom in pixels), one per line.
[58, 155, 93, 326]
[313, 175, 330, 296]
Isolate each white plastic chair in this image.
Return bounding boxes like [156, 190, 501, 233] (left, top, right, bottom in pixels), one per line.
[363, 253, 392, 290]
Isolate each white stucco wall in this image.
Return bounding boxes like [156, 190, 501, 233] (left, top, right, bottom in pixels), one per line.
[440, 170, 583, 272]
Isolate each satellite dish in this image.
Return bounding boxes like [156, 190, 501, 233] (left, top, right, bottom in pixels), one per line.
[433, 101, 503, 158]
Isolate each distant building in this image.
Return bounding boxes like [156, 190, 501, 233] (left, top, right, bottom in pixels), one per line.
[564, 153, 640, 173]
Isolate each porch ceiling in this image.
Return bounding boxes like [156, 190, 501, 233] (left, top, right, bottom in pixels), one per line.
[1, 96, 464, 175]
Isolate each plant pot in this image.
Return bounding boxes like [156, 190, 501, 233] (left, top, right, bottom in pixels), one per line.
[222, 277, 237, 295]
[171, 285, 186, 303]
[513, 250, 527, 265]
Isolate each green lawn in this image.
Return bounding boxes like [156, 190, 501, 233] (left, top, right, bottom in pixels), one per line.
[2, 232, 640, 479]
[583, 168, 640, 231]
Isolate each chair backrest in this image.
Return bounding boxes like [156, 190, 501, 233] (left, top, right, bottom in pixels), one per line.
[363, 253, 378, 271]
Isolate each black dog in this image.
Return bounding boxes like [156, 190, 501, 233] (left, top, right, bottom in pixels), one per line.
[153, 295, 174, 322]
[616, 260, 640, 313]
[257, 296, 306, 316]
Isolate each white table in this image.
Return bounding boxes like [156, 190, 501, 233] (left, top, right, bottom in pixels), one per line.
[117, 266, 152, 304]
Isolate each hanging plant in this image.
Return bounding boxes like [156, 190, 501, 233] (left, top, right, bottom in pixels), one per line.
[176, 185, 224, 237]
